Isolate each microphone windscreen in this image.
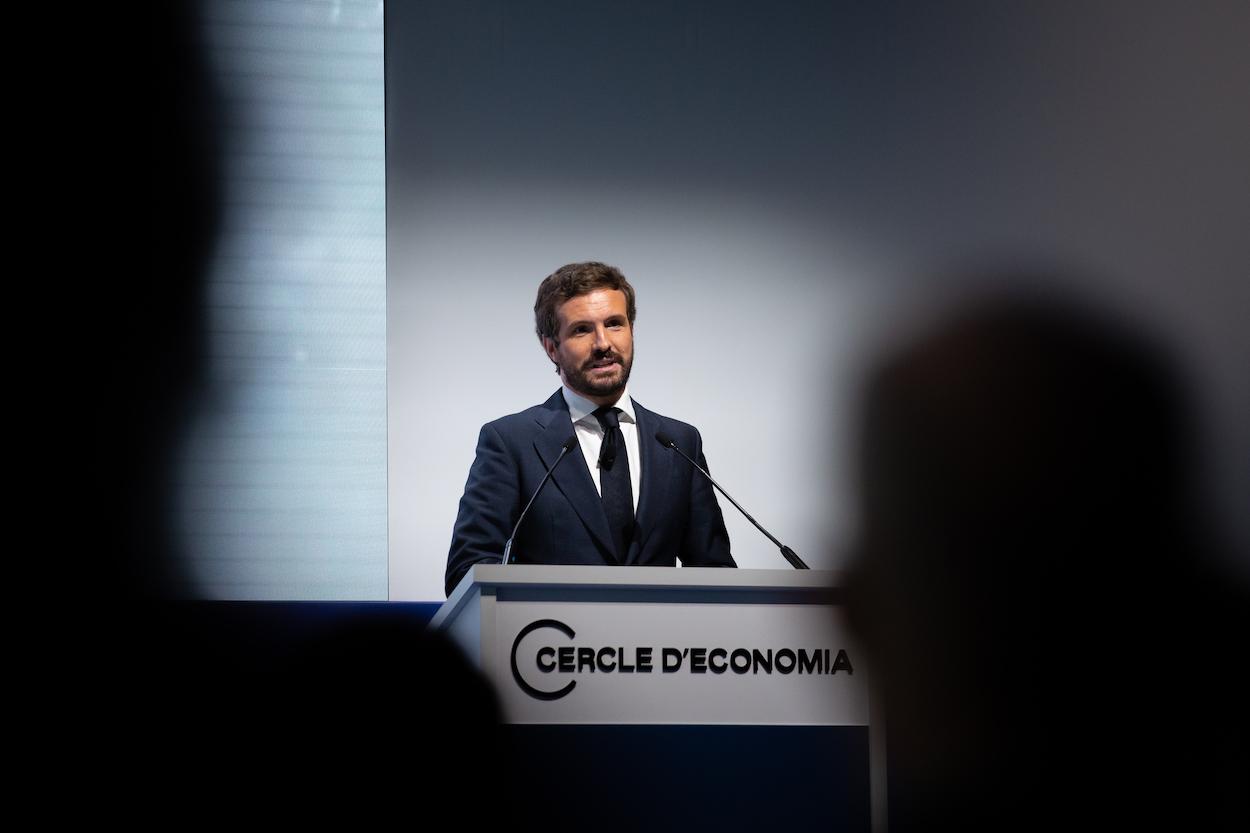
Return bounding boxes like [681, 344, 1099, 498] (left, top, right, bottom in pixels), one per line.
[562, 436, 578, 452]
[655, 431, 676, 449]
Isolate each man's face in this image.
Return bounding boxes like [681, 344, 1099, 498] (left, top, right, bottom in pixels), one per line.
[543, 288, 634, 405]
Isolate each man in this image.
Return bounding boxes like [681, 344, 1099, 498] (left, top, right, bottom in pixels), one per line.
[445, 262, 735, 596]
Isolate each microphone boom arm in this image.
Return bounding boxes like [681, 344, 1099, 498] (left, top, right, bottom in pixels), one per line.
[503, 436, 578, 566]
[657, 432, 809, 570]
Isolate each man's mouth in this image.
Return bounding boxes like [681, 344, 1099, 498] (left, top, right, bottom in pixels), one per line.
[587, 357, 620, 370]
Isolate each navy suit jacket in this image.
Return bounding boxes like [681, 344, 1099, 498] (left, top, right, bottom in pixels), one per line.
[445, 389, 735, 595]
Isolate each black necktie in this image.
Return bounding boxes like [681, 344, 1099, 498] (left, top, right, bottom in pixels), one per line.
[593, 406, 635, 562]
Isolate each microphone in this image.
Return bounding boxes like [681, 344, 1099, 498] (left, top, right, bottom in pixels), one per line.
[503, 436, 579, 566]
[655, 430, 809, 570]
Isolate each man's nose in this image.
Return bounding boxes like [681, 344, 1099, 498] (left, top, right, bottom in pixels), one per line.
[593, 326, 610, 351]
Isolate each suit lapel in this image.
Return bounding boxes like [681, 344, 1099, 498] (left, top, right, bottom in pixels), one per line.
[533, 390, 618, 564]
[631, 400, 671, 560]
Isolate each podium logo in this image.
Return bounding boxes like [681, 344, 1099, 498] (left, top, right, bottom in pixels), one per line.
[511, 619, 578, 701]
[511, 618, 855, 701]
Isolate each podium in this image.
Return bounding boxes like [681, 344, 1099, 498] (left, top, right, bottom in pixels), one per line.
[431, 565, 877, 831]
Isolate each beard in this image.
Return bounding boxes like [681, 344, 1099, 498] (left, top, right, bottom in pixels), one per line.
[562, 349, 634, 401]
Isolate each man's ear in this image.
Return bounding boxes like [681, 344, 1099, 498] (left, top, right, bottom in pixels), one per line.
[541, 335, 559, 365]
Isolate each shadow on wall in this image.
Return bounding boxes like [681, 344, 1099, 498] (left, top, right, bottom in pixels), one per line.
[843, 280, 1248, 831]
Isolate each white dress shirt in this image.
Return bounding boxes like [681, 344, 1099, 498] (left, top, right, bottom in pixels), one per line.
[562, 385, 642, 512]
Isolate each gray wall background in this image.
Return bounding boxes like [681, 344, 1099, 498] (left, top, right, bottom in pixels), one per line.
[388, 1, 1250, 601]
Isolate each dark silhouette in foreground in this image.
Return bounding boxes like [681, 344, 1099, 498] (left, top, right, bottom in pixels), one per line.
[105, 7, 510, 816]
[845, 289, 1246, 831]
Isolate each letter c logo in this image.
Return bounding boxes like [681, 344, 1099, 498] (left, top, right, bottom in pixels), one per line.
[510, 619, 577, 701]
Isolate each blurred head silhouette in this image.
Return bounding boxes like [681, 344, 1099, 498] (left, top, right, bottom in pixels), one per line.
[845, 281, 1243, 830]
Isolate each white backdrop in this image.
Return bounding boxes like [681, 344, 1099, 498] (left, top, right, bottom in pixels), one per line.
[168, 2, 1247, 602]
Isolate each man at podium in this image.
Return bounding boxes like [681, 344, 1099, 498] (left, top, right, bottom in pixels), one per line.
[445, 261, 736, 596]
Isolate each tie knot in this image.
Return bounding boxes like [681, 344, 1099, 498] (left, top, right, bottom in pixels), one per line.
[593, 406, 622, 431]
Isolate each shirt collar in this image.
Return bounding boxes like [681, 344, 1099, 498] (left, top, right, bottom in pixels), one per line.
[562, 385, 636, 426]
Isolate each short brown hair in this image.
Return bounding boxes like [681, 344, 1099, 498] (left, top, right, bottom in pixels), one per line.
[534, 261, 637, 342]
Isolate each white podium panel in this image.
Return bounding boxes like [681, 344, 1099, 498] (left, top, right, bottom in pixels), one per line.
[430, 565, 869, 726]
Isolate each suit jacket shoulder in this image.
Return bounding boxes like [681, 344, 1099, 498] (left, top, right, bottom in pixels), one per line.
[632, 399, 703, 443]
[482, 389, 568, 437]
